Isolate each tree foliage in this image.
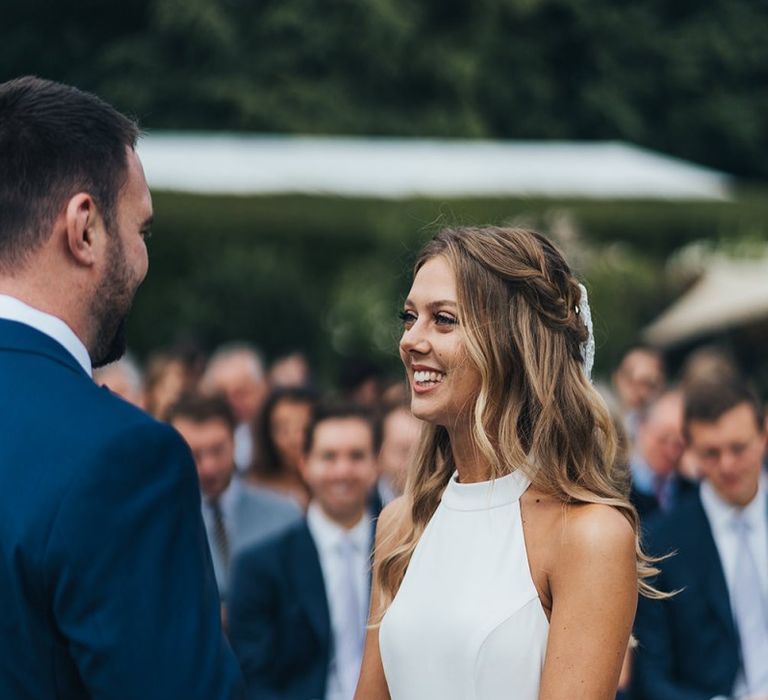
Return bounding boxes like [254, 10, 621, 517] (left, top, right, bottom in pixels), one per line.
[3, 0, 768, 177]
[125, 191, 768, 380]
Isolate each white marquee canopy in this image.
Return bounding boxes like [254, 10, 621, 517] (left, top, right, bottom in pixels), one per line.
[644, 258, 768, 348]
[136, 133, 730, 200]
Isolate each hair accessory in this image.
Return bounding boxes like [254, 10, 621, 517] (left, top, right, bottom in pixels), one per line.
[577, 283, 595, 380]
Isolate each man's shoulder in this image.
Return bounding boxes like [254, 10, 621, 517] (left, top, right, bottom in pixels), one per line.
[238, 482, 302, 519]
[235, 519, 311, 570]
[86, 395, 183, 459]
[232, 484, 303, 554]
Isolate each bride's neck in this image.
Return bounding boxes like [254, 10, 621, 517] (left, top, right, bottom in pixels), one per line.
[447, 423, 494, 484]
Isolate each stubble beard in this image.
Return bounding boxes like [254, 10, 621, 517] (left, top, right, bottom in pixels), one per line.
[90, 235, 137, 369]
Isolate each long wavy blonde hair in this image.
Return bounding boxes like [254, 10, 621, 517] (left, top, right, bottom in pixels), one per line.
[375, 226, 662, 619]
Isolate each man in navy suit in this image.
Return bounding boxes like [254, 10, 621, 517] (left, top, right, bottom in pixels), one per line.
[228, 403, 380, 700]
[168, 393, 302, 602]
[0, 77, 244, 698]
[628, 390, 695, 523]
[632, 378, 768, 699]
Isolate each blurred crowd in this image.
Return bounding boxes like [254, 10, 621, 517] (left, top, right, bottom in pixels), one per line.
[95, 344, 420, 700]
[95, 340, 768, 700]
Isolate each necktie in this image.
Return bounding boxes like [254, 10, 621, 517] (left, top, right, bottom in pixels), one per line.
[731, 512, 768, 694]
[210, 500, 230, 572]
[654, 474, 670, 512]
[336, 534, 365, 698]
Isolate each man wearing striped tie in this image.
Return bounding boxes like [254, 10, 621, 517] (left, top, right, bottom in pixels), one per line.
[168, 393, 301, 615]
[228, 402, 380, 700]
[632, 377, 768, 700]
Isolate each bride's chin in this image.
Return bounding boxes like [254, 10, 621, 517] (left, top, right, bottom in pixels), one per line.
[409, 401, 442, 425]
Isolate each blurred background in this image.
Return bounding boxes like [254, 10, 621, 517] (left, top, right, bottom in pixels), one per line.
[4, 0, 768, 387]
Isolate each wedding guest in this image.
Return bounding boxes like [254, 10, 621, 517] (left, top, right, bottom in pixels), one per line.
[269, 351, 312, 388]
[678, 347, 742, 481]
[202, 342, 268, 473]
[632, 377, 768, 698]
[143, 350, 189, 419]
[168, 393, 301, 602]
[248, 386, 317, 509]
[375, 399, 422, 506]
[356, 226, 647, 699]
[629, 390, 695, 522]
[229, 403, 380, 700]
[612, 343, 666, 443]
[94, 351, 144, 407]
[339, 355, 384, 407]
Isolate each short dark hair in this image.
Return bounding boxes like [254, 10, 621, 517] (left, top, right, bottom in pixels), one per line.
[683, 378, 764, 440]
[616, 342, 665, 369]
[304, 402, 382, 455]
[167, 393, 237, 433]
[0, 76, 139, 270]
[338, 355, 383, 393]
[252, 386, 319, 477]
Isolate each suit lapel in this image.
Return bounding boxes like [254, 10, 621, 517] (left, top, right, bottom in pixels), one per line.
[367, 519, 376, 593]
[288, 523, 331, 648]
[691, 495, 735, 635]
[228, 483, 245, 552]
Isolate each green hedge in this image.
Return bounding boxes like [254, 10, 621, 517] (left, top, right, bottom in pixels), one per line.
[128, 189, 768, 383]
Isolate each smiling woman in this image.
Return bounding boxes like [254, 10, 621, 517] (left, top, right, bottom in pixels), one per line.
[398, 259, 480, 429]
[355, 226, 661, 700]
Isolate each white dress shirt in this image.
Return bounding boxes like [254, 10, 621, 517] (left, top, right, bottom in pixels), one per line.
[233, 422, 253, 474]
[0, 294, 92, 376]
[701, 473, 768, 700]
[377, 477, 398, 507]
[307, 503, 372, 700]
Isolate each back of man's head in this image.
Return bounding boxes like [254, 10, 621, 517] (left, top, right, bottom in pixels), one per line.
[0, 76, 138, 272]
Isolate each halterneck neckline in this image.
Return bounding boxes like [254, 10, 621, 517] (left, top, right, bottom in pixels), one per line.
[441, 469, 531, 511]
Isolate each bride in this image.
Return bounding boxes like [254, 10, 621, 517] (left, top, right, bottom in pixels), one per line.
[355, 226, 656, 699]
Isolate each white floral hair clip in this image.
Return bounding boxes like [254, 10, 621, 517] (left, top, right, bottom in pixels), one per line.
[576, 283, 595, 380]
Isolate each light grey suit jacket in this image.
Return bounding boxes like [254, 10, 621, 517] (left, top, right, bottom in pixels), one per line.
[204, 478, 302, 597]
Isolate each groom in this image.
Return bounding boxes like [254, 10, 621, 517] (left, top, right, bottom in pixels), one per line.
[0, 77, 244, 698]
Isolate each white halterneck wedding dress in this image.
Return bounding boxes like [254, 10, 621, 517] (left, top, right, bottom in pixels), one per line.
[379, 469, 549, 699]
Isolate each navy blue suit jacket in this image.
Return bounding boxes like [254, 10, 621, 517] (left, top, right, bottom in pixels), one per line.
[228, 520, 331, 700]
[631, 489, 740, 700]
[0, 320, 244, 699]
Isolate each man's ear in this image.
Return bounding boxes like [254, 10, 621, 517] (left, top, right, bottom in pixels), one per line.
[64, 193, 100, 266]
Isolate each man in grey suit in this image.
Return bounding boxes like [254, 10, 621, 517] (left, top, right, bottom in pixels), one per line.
[168, 393, 301, 603]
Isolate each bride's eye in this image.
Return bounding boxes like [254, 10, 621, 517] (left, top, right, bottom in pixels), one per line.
[435, 313, 457, 326]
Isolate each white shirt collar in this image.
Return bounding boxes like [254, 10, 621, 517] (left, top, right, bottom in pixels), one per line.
[306, 501, 372, 555]
[0, 294, 92, 376]
[701, 471, 767, 531]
